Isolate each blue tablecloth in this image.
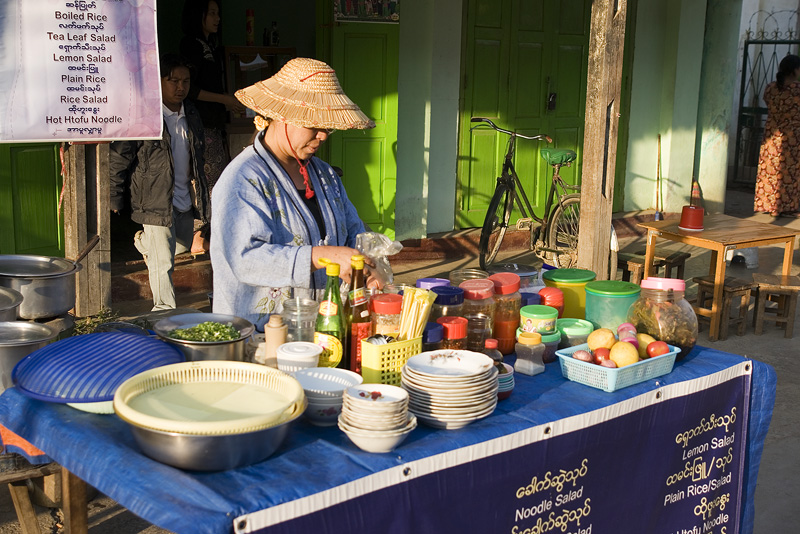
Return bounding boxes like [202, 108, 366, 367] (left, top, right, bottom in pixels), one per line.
[0, 346, 776, 534]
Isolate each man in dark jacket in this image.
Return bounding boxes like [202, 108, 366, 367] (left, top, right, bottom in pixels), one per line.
[109, 54, 210, 310]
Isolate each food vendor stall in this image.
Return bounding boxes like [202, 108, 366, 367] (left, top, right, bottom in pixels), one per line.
[0, 346, 774, 534]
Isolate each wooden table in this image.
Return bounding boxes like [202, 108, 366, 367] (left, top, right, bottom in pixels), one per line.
[639, 214, 797, 341]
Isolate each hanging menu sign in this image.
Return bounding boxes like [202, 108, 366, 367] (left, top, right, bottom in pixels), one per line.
[0, 0, 161, 142]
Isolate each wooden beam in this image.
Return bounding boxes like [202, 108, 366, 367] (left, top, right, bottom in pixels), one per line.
[61, 467, 88, 534]
[578, 0, 628, 279]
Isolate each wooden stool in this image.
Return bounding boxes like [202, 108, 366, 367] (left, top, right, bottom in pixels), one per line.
[692, 275, 752, 340]
[752, 273, 800, 338]
[617, 252, 664, 285]
[633, 249, 691, 279]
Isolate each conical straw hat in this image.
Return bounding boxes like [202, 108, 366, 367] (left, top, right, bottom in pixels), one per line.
[235, 57, 375, 130]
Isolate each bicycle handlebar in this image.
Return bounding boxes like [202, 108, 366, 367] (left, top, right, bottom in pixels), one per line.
[470, 117, 552, 143]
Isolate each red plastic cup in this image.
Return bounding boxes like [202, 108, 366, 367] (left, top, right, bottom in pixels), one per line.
[679, 205, 704, 231]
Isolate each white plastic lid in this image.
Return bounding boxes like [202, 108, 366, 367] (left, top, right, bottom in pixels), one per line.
[277, 342, 323, 359]
[640, 277, 685, 291]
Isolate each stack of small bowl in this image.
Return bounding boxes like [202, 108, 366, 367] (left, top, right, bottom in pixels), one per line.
[338, 384, 416, 453]
[293, 367, 363, 426]
[497, 363, 515, 400]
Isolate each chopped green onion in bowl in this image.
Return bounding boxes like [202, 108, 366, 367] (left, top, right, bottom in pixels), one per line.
[167, 321, 241, 342]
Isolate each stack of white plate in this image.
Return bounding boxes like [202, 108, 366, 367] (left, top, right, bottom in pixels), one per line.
[401, 350, 498, 430]
[497, 362, 515, 400]
[338, 383, 416, 453]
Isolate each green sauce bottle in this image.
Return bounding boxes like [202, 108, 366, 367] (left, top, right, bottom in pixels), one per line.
[314, 259, 348, 369]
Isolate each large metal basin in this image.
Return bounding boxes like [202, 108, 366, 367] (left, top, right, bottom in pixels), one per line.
[0, 321, 59, 393]
[0, 255, 82, 320]
[0, 287, 23, 321]
[153, 313, 255, 362]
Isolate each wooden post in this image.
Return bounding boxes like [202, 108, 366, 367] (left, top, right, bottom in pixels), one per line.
[577, 0, 628, 279]
[62, 143, 112, 317]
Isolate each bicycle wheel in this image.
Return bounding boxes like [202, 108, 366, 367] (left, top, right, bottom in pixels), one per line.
[545, 193, 581, 268]
[479, 184, 513, 270]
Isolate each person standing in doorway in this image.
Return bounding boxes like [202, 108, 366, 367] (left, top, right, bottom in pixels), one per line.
[754, 54, 800, 217]
[109, 54, 210, 311]
[180, 0, 244, 254]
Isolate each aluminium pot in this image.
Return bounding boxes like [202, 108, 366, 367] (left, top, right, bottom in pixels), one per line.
[0, 321, 59, 393]
[0, 255, 82, 320]
[0, 287, 23, 321]
[153, 313, 255, 362]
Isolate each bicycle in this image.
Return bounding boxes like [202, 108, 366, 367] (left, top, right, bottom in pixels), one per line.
[473, 117, 617, 274]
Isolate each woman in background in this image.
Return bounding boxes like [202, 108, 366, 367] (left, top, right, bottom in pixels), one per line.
[180, 0, 245, 253]
[754, 54, 800, 217]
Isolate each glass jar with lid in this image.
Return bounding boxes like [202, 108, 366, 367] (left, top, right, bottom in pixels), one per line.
[370, 293, 403, 336]
[449, 268, 489, 287]
[488, 272, 521, 355]
[459, 279, 496, 330]
[429, 286, 464, 322]
[465, 313, 492, 352]
[627, 277, 698, 361]
[282, 297, 319, 342]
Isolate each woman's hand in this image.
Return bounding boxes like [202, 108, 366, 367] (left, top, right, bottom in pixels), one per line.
[311, 246, 376, 285]
[222, 94, 246, 113]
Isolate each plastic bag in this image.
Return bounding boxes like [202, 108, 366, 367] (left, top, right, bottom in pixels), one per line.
[357, 232, 403, 287]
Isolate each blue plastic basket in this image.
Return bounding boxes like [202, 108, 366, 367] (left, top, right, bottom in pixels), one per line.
[555, 343, 678, 392]
[12, 332, 184, 403]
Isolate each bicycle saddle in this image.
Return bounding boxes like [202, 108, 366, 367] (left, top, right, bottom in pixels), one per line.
[540, 148, 577, 166]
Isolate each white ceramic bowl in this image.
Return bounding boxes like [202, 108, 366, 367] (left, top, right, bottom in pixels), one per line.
[305, 399, 344, 426]
[277, 342, 322, 374]
[338, 414, 417, 453]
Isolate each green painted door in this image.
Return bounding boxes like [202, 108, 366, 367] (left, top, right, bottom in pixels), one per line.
[0, 143, 64, 255]
[328, 23, 399, 239]
[457, 0, 591, 228]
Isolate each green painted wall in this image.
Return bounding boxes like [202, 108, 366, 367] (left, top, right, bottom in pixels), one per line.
[395, 0, 463, 239]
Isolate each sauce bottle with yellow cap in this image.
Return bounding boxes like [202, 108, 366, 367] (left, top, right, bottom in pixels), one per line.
[314, 259, 348, 369]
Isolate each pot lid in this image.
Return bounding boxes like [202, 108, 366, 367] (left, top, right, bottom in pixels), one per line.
[0, 321, 58, 346]
[0, 287, 23, 312]
[12, 332, 185, 403]
[0, 255, 77, 278]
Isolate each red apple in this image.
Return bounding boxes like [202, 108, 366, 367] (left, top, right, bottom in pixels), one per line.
[593, 347, 611, 365]
[646, 341, 670, 359]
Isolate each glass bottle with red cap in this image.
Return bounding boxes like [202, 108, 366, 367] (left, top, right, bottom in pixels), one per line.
[459, 279, 496, 330]
[436, 316, 468, 350]
[488, 272, 521, 355]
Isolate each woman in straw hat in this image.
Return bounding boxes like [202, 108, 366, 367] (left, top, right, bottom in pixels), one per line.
[210, 58, 379, 330]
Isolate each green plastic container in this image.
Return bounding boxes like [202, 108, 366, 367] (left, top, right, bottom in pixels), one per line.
[519, 305, 559, 334]
[542, 268, 596, 319]
[556, 318, 594, 349]
[584, 280, 641, 330]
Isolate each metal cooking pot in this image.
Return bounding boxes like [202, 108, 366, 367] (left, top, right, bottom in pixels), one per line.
[153, 313, 255, 362]
[0, 287, 23, 321]
[0, 321, 59, 393]
[0, 255, 82, 320]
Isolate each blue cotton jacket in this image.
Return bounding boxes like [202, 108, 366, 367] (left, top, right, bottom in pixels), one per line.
[210, 131, 366, 330]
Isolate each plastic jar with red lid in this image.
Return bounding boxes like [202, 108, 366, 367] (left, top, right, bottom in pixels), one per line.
[627, 277, 697, 361]
[436, 316, 468, 350]
[488, 273, 521, 355]
[538, 286, 565, 318]
[370, 293, 403, 336]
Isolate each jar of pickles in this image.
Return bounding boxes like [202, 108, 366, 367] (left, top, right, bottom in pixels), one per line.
[488, 273, 521, 355]
[459, 279, 496, 330]
[430, 286, 464, 322]
[370, 293, 403, 336]
[627, 277, 698, 361]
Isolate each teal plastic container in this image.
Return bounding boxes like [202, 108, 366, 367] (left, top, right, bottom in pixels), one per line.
[584, 280, 641, 330]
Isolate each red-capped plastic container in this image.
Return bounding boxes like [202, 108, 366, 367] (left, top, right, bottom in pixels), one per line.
[370, 293, 403, 336]
[538, 286, 565, 318]
[459, 279, 496, 329]
[627, 277, 698, 361]
[436, 316, 468, 350]
[488, 273, 521, 355]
